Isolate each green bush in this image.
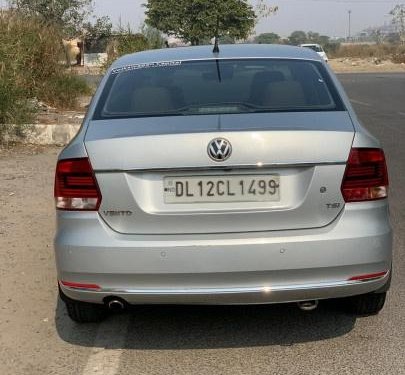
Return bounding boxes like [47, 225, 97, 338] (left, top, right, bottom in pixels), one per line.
[115, 33, 149, 57]
[103, 25, 166, 71]
[0, 11, 90, 142]
[0, 80, 34, 142]
[41, 73, 91, 109]
[105, 30, 150, 69]
[0, 83, 34, 124]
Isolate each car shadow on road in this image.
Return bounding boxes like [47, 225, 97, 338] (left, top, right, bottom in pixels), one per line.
[55, 298, 356, 349]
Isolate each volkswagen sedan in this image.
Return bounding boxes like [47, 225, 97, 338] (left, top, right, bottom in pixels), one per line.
[54, 45, 392, 322]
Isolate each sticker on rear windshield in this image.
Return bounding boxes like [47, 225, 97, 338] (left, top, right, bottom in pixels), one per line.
[111, 60, 182, 75]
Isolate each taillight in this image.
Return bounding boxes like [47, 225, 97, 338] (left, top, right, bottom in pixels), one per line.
[341, 148, 388, 203]
[348, 271, 388, 282]
[54, 158, 102, 211]
[60, 281, 101, 291]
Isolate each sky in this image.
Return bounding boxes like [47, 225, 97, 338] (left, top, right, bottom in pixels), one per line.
[1, 0, 399, 38]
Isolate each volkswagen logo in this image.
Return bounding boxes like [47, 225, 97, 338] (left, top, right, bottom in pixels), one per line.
[208, 138, 232, 162]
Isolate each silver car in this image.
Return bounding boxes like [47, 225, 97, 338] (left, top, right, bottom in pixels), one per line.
[300, 44, 329, 63]
[54, 45, 392, 323]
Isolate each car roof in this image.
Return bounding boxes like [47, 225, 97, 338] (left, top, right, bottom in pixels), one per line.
[111, 44, 323, 70]
[300, 44, 321, 47]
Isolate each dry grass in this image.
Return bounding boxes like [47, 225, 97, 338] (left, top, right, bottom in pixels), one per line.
[0, 11, 90, 141]
[330, 43, 405, 63]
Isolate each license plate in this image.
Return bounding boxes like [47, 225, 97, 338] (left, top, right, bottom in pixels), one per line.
[164, 175, 280, 203]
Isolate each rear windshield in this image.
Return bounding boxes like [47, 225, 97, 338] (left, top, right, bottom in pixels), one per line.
[94, 58, 344, 120]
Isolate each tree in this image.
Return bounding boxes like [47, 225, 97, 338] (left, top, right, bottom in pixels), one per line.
[254, 0, 278, 26]
[144, 0, 257, 46]
[105, 25, 149, 67]
[307, 31, 320, 42]
[317, 35, 330, 46]
[386, 32, 401, 44]
[141, 24, 165, 49]
[83, 16, 113, 53]
[390, 5, 405, 44]
[254, 32, 280, 44]
[370, 28, 384, 45]
[8, 0, 92, 37]
[84, 16, 112, 41]
[307, 31, 330, 46]
[219, 35, 236, 44]
[288, 30, 307, 45]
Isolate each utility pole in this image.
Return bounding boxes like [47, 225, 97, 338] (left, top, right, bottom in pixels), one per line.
[348, 10, 352, 41]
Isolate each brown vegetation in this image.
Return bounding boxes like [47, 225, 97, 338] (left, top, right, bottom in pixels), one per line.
[0, 11, 90, 142]
[330, 43, 405, 64]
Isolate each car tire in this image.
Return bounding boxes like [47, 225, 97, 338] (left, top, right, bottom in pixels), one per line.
[345, 292, 387, 316]
[59, 289, 108, 323]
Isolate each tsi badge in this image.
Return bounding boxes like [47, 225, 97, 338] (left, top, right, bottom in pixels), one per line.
[208, 138, 232, 162]
[326, 203, 341, 209]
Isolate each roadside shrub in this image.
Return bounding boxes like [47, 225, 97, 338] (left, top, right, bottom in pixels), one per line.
[0, 11, 90, 142]
[392, 53, 405, 64]
[330, 44, 398, 59]
[391, 46, 405, 64]
[105, 30, 149, 69]
[40, 73, 91, 109]
[0, 80, 34, 142]
[323, 42, 341, 55]
[114, 32, 149, 57]
[0, 80, 34, 124]
[329, 43, 405, 65]
[103, 25, 166, 71]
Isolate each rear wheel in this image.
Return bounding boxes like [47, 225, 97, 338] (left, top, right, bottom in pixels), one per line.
[345, 292, 387, 316]
[60, 289, 108, 323]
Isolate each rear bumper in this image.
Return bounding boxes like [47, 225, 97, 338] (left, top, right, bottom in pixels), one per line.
[59, 275, 390, 305]
[55, 201, 392, 305]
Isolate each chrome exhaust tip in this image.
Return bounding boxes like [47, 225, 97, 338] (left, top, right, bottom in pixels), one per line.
[297, 300, 319, 312]
[107, 299, 125, 312]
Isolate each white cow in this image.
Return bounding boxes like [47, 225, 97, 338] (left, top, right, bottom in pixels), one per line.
[62, 38, 82, 66]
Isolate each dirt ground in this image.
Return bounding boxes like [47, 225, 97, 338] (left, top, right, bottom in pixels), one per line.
[0, 145, 64, 374]
[330, 58, 405, 73]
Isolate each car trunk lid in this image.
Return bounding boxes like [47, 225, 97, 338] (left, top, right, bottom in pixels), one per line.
[85, 111, 354, 234]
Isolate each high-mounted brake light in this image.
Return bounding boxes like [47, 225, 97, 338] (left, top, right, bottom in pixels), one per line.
[54, 158, 102, 211]
[341, 148, 388, 203]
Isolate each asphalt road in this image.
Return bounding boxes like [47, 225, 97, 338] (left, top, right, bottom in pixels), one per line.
[0, 73, 404, 375]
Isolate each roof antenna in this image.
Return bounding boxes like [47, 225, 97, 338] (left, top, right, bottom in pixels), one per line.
[213, 36, 220, 54]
